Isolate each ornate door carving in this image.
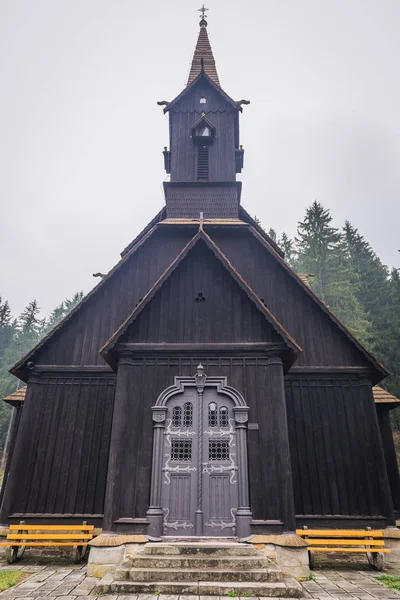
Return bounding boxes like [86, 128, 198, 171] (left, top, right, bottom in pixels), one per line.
[147, 366, 252, 540]
[202, 390, 238, 535]
[160, 388, 198, 535]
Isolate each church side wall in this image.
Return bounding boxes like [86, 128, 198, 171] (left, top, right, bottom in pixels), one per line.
[285, 375, 395, 527]
[1, 374, 115, 525]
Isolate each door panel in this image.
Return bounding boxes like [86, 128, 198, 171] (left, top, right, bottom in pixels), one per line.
[161, 386, 238, 536]
[161, 388, 198, 535]
[202, 389, 238, 535]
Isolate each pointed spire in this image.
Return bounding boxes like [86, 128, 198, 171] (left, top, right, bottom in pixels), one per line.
[187, 8, 220, 87]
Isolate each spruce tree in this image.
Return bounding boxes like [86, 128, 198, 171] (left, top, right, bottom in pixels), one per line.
[278, 232, 296, 268]
[295, 202, 372, 344]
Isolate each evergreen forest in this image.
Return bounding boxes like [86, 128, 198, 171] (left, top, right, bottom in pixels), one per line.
[0, 201, 399, 450]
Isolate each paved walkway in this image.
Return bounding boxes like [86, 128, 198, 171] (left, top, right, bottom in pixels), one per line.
[0, 561, 399, 600]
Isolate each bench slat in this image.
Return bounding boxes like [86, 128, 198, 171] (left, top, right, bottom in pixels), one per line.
[9, 525, 94, 531]
[311, 548, 391, 553]
[7, 534, 92, 541]
[308, 539, 385, 547]
[296, 529, 383, 537]
[0, 542, 88, 547]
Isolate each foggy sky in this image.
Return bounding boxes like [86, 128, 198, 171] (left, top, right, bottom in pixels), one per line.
[1, 0, 399, 317]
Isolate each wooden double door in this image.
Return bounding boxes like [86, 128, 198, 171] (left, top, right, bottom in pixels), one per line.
[161, 387, 238, 536]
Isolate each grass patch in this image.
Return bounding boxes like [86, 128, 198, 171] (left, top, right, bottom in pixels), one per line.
[376, 574, 400, 592]
[0, 571, 26, 591]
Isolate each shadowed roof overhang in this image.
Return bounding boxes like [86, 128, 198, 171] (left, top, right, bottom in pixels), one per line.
[100, 228, 301, 370]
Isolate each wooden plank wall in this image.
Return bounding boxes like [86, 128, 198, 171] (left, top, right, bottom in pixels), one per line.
[123, 242, 281, 344]
[11, 375, 115, 517]
[211, 228, 367, 367]
[108, 355, 291, 525]
[285, 376, 393, 520]
[170, 80, 237, 182]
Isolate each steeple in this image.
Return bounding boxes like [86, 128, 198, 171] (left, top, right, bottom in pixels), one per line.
[187, 7, 220, 87]
[160, 9, 248, 220]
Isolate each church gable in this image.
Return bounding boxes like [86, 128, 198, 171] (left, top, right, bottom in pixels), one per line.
[101, 231, 300, 367]
[121, 241, 282, 345]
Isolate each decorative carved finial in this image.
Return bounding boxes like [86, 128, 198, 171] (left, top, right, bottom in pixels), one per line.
[195, 363, 206, 390]
[199, 211, 204, 230]
[198, 4, 208, 27]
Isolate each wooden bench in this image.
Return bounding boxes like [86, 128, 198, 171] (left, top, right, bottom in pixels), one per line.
[0, 522, 94, 564]
[296, 527, 391, 570]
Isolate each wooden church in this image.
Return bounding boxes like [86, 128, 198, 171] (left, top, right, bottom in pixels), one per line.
[1, 11, 400, 546]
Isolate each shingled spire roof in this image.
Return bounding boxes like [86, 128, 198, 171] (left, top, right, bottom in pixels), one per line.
[187, 17, 220, 87]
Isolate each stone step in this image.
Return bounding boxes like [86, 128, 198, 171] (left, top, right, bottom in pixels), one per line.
[122, 567, 282, 583]
[143, 542, 258, 556]
[105, 577, 303, 597]
[122, 554, 273, 571]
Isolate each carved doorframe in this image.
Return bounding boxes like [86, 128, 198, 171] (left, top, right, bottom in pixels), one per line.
[146, 364, 252, 540]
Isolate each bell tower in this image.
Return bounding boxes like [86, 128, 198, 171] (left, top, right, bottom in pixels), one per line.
[160, 7, 249, 219]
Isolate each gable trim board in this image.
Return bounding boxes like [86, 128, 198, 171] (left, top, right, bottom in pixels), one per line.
[100, 228, 301, 369]
[246, 225, 388, 384]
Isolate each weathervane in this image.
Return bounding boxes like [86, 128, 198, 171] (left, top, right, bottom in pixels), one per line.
[198, 4, 209, 22]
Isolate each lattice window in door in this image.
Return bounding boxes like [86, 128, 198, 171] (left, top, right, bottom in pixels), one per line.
[183, 402, 193, 427]
[171, 439, 192, 462]
[208, 402, 218, 427]
[209, 440, 230, 461]
[172, 406, 182, 427]
[219, 406, 229, 427]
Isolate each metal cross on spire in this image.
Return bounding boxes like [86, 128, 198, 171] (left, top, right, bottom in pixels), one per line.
[198, 5, 209, 22]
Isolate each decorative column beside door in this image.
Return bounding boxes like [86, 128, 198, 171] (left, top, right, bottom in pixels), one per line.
[146, 406, 167, 539]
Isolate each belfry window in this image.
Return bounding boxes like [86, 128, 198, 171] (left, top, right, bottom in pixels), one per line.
[200, 96, 207, 104]
[197, 146, 209, 180]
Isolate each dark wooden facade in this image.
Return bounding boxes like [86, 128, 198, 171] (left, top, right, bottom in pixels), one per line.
[1, 17, 398, 534]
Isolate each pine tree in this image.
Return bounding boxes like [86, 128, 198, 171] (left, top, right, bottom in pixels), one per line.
[343, 221, 390, 332]
[0, 298, 14, 366]
[278, 232, 296, 268]
[295, 202, 372, 344]
[42, 292, 83, 335]
[0, 292, 84, 448]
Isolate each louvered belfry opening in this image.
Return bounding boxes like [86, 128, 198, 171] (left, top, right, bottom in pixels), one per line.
[197, 146, 209, 180]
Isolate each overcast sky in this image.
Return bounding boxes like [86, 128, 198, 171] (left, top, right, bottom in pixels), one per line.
[1, 0, 399, 317]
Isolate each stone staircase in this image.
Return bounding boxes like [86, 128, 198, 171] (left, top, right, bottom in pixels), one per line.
[95, 541, 303, 596]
